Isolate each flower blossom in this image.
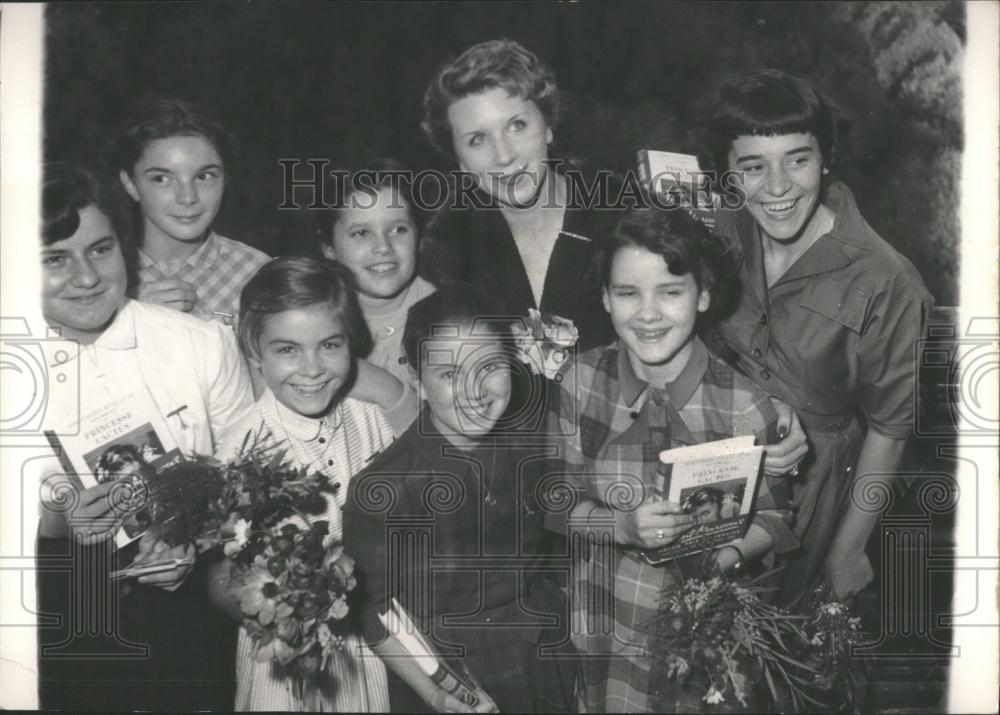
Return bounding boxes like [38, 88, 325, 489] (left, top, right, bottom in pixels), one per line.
[703, 687, 725, 704]
[224, 517, 252, 556]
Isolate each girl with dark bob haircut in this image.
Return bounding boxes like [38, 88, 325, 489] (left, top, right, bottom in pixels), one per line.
[42, 162, 122, 245]
[702, 68, 852, 177]
[400, 285, 510, 371]
[702, 68, 933, 604]
[421, 38, 559, 156]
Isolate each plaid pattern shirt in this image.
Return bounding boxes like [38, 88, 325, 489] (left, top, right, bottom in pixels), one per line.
[547, 337, 796, 713]
[136, 232, 269, 327]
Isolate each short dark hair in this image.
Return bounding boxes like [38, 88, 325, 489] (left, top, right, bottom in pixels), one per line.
[702, 69, 851, 175]
[107, 98, 239, 176]
[315, 157, 421, 244]
[42, 162, 122, 246]
[402, 286, 511, 373]
[599, 206, 735, 319]
[421, 39, 559, 156]
[237, 256, 371, 360]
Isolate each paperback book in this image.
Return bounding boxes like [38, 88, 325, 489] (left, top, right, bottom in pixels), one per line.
[636, 149, 720, 228]
[642, 436, 763, 565]
[44, 387, 183, 547]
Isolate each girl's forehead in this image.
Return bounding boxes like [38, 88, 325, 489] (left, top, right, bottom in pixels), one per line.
[730, 131, 820, 154]
[261, 302, 344, 332]
[136, 134, 223, 165]
[611, 246, 693, 280]
[421, 329, 506, 359]
[342, 185, 411, 213]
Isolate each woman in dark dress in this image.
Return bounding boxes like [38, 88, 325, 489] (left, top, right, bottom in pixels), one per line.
[420, 38, 615, 352]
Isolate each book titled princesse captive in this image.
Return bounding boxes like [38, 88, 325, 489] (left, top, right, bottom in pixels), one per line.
[44, 386, 184, 547]
[642, 436, 764, 565]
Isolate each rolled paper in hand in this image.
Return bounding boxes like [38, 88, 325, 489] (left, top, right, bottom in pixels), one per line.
[379, 599, 481, 707]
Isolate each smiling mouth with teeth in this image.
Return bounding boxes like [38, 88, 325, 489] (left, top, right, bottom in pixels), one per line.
[367, 263, 397, 274]
[634, 328, 670, 341]
[760, 198, 799, 217]
[292, 380, 331, 395]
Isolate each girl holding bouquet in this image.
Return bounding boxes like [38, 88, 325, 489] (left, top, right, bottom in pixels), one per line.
[210, 256, 396, 711]
[547, 206, 798, 712]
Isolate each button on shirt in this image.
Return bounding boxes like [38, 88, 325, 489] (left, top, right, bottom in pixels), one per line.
[216, 389, 395, 545]
[43, 300, 255, 459]
[136, 233, 269, 327]
[546, 337, 796, 714]
[345, 409, 558, 649]
[712, 182, 933, 436]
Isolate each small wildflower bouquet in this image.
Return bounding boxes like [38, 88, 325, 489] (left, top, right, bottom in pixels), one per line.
[648, 568, 868, 713]
[511, 309, 579, 380]
[136, 432, 356, 692]
[797, 591, 868, 710]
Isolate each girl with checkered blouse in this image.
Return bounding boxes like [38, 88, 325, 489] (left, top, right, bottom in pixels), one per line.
[546, 207, 798, 713]
[209, 257, 395, 711]
[108, 98, 269, 327]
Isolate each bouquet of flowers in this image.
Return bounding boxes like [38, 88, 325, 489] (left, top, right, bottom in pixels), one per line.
[648, 568, 868, 713]
[134, 432, 357, 688]
[511, 309, 579, 380]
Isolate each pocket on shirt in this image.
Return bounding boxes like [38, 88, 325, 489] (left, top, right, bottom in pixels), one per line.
[798, 276, 869, 334]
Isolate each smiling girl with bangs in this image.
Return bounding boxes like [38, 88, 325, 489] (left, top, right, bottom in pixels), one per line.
[211, 256, 395, 711]
[704, 69, 934, 603]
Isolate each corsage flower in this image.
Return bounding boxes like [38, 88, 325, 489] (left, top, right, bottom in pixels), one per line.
[511, 309, 579, 380]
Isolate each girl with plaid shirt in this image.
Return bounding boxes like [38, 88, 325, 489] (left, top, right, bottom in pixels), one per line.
[546, 207, 798, 712]
[108, 98, 269, 327]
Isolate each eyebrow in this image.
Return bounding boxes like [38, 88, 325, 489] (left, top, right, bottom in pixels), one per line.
[733, 146, 815, 163]
[459, 111, 527, 140]
[267, 332, 344, 345]
[142, 163, 223, 174]
[609, 277, 688, 288]
[42, 235, 116, 255]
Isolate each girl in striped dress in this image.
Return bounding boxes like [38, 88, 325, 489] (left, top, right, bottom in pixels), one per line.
[211, 256, 395, 711]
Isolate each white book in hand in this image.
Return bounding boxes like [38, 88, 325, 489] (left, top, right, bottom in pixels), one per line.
[44, 386, 184, 548]
[378, 598, 486, 709]
[642, 435, 763, 564]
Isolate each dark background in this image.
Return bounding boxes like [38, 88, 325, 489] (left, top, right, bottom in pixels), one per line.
[44, 1, 964, 303]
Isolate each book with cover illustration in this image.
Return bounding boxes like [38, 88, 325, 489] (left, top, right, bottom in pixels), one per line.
[44, 388, 184, 548]
[636, 149, 720, 228]
[642, 436, 763, 565]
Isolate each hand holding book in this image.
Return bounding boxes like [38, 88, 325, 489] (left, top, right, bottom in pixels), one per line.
[124, 532, 196, 591]
[609, 499, 695, 550]
[379, 599, 498, 713]
[40, 479, 121, 544]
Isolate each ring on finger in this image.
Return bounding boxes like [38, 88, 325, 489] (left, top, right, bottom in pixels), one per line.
[789, 464, 800, 477]
[656, 528, 665, 540]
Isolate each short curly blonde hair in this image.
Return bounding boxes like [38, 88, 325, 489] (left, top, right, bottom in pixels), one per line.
[421, 39, 559, 156]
